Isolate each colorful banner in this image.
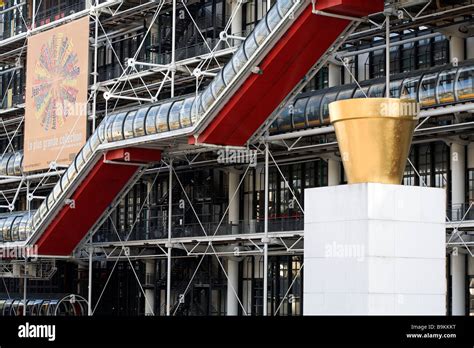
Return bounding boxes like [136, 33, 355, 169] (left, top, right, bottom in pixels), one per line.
[23, 17, 89, 172]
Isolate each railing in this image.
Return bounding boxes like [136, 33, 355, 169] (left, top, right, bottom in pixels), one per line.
[92, 215, 304, 243]
[34, 2, 85, 27]
[447, 203, 474, 222]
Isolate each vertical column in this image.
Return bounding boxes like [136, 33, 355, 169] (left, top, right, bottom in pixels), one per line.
[227, 169, 240, 315]
[467, 37, 474, 60]
[449, 36, 465, 63]
[262, 145, 269, 316]
[357, 52, 369, 82]
[231, 0, 242, 36]
[327, 158, 340, 186]
[226, 258, 239, 315]
[450, 142, 466, 315]
[166, 160, 173, 316]
[451, 142, 465, 206]
[328, 63, 341, 88]
[450, 32, 467, 313]
[228, 170, 240, 234]
[451, 252, 466, 315]
[144, 259, 156, 316]
[88, 246, 93, 316]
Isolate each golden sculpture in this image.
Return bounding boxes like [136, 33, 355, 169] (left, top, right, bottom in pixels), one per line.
[329, 98, 418, 185]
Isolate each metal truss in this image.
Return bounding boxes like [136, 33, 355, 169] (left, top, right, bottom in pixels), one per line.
[1, 0, 473, 317]
[0, 259, 57, 279]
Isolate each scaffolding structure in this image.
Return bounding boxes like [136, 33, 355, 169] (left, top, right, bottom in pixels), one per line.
[0, 0, 473, 316]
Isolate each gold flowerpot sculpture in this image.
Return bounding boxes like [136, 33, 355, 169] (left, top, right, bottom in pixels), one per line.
[329, 98, 418, 185]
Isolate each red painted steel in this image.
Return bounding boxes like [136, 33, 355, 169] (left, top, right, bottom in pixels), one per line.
[191, 0, 383, 146]
[35, 148, 161, 255]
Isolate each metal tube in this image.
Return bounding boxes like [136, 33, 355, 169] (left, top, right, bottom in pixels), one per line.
[171, 0, 176, 98]
[91, 10, 99, 131]
[263, 144, 269, 316]
[338, 32, 439, 58]
[32, 0, 36, 29]
[88, 246, 93, 316]
[23, 260, 27, 315]
[385, 14, 390, 98]
[166, 159, 173, 316]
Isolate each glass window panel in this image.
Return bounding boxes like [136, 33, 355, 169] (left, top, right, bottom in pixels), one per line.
[400, 77, 418, 101]
[123, 110, 137, 139]
[156, 102, 172, 133]
[180, 97, 194, 128]
[145, 105, 160, 135]
[133, 106, 150, 137]
[368, 83, 385, 97]
[305, 94, 323, 127]
[438, 69, 456, 104]
[292, 97, 308, 129]
[457, 66, 474, 101]
[169, 100, 183, 131]
[418, 73, 438, 107]
[320, 91, 338, 123]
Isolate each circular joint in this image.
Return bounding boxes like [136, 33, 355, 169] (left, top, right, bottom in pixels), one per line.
[103, 92, 111, 101]
[219, 31, 227, 41]
[127, 58, 135, 68]
[193, 68, 202, 78]
[8, 204, 14, 212]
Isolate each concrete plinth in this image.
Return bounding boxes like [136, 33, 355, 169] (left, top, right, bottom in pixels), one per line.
[303, 183, 446, 315]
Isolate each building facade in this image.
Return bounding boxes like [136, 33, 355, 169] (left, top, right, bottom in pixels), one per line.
[0, 0, 473, 316]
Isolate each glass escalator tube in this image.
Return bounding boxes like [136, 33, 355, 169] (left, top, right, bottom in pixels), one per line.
[277, 0, 294, 16]
[274, 105, 293, 133]
[2, 215, 16, 242]
[0, 217, 7, 242]
[145, 105, 161, 135]
[0, 153, 11, 176]
[266, 2, 284, 31]
[336, 86, 355, 101]
[456, 65, 474, 101]
[13, 152, 22, 176]
[352, 85, 370, 99]
[105, 114, 118, 142]
[18, 213, 32, 240]
[123, 110, 138, 139]
[81, 139, 94, 165]
[156, 102, 173, 133]
[133, 106, 150, 137]
[320, 90, 338, 125]
[211, 71, 226, 100]
[418, 72, 439, 107]
[9, 215, 21, 241]
[6, 153, 16, 176]
[110, 112, 127, 142]
[180, 97, 195, 128]
[367, 82, 386, 98]
[388, 79, 403, 98]
[222, 60, 237, 87]
[400, 76, 419, 102]
[305, 94, 323, 128]
[169, 100, 184, 131]
[437, 68, 457, 104]
[200, 84, 216, 114]
[292, 97, 309, 130]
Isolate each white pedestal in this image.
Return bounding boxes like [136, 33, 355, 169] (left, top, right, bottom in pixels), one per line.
[303, 183, 446, 315]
